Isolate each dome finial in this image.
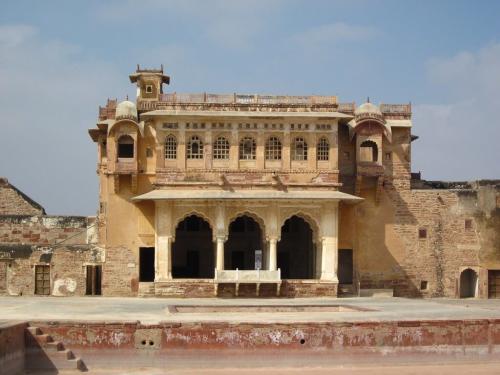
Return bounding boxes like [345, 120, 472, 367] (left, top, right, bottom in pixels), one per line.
[126, 94, 129, 101]
[367, 96, 370, 103]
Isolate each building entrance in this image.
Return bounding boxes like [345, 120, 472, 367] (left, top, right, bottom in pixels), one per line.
[172, 215, 214, 278]
[278, 216, 315, 279]
[225, 216, 263, 270]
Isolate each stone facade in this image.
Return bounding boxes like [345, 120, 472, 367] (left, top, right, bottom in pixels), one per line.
[0, 178, 45, 216]
[0, 179, 101, 296]
[1, 65, 499, 298]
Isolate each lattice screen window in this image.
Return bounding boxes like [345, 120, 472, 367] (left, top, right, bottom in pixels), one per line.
[265, 137, 282, 160]
[187, 136, 204, 159]
[213, 137, 230, 160]
[292, 137, 308, 161]
[239, 137, 256, 160]
[165, 135, 177, 159]
[317, 137, 329, 161]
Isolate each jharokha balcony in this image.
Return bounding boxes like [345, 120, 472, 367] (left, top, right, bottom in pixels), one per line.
[357, 162, 385, 177]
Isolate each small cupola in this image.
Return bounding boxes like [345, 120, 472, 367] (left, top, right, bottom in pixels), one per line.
[354, 99, 385, 126]
[115, 100, 138, 122]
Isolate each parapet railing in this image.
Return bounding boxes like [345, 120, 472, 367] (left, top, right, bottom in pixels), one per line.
[380, 103, 412, 114]
[214, 268, 282, 296]
[159, 93, 338, 105]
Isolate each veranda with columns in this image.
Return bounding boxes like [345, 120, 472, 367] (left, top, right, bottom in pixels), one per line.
[139, 192, 350, 289]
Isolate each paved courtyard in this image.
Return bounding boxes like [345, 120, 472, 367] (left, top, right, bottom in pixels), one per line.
[1, 296, 500, 324]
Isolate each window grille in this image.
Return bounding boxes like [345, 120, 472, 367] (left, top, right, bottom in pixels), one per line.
[239, 137, 256, 160]
[317, 137, 329, 161]
[292, 137, 308, 161]
[265, 137, 282, 160]
[213, 136, 230, 160]
[165, 135, 177, 159]
[187, 136, 204, 159]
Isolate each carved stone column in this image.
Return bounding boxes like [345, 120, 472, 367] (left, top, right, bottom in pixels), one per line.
[320, 202, 339, 282]
[216, 236, 225, 271]
[155, 201, 173, 281]
[268, 237, 278, 271]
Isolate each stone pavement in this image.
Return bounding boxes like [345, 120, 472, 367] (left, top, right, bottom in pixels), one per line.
[1, 296, 500, 324]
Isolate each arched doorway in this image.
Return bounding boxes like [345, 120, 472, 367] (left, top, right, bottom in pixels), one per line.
[225, 215, 263, 270]
[460, 268, 478, 298]
[278, 216, 315, 279]
[172, 215, 213, 278]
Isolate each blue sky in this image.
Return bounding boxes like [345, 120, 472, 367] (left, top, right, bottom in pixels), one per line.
[1, 0, 499, 215]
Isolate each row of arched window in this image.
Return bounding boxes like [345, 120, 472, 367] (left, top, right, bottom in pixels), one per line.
[163, 135, 331, 161]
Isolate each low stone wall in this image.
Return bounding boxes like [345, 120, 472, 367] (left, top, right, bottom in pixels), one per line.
[28, 319, 500, 369]
[0, 321, 27, 375]
[153, 280, 338, 298]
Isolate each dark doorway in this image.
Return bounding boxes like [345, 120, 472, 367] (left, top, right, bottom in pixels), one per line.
[86, 265, 102, 295]
[460, 268, 478, 298]
[231, 251, 245, 270]
[186, 251, 200, 277]
[35, 265, 50, 295]
[225, 216, 263, 270]
[488, 270, 500, 299]
[172, 215, 214, 278]
[139, 247, 155, 282]
[0, 262, 7, 294]
[278, 216, 315, 279]
[338, 249, 353, 284]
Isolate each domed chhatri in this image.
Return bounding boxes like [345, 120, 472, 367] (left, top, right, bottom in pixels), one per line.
[354, 100, 384, 124]
[115, 100, 138, 122]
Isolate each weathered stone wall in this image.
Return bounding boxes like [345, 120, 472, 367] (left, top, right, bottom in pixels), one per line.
[0, 213, 101, 296]
[0, 322, 27, 375]
[354, 179, 500, 298]
[0, 215, 88, 245]
[1, 245, 103, 296]
[0, 178, 45, 216]
[102, 246, 137, 297]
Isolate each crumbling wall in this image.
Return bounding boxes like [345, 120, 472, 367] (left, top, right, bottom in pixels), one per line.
[0, 178, 45, 216]
[0, 213, 101, 296]
[355, 179, 500, 298]
[102, 246, 137, 297]
[0, 215, 88, 245]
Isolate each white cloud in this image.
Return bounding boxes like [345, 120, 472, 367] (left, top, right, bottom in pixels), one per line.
[95, 0, 284, 50]
[0, 24, 128, 215]
[413, 43, 500, 180]
[0, 24, 37, 47]
[291, 22, 379, 47]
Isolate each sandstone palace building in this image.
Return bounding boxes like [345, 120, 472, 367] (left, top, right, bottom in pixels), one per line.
[1, 66, 499, 298]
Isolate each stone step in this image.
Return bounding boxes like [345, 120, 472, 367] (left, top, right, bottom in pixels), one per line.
[44, 341, 65, 352]
[27, 326, 41, 335]
[138, 282, 156, 297]
[25, 351, 84, 370]
[359, 288, 394, 297]
[338, 284, 356, 297]
[31, 333, 54, 344]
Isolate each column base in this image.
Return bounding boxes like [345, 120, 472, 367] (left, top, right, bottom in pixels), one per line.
[320, 272, 339, 283]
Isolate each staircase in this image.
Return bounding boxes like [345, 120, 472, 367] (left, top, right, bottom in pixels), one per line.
[25, 326, 86, 372]
[138, 282, 156, 297]
[338, 283, 356, 297]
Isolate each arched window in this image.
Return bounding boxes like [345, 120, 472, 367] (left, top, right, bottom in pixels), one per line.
[117, 135, 134, 158]
[213, 136, 230, 160]
[239, 137, 256, 160]
[187, 136, 203, 159]
[265, 137, 282, 160]
[165, 135, 177, 159]
[292, 137, 308, 161]
[360, 140, 378, 162]
[317, 137, 329, 161]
